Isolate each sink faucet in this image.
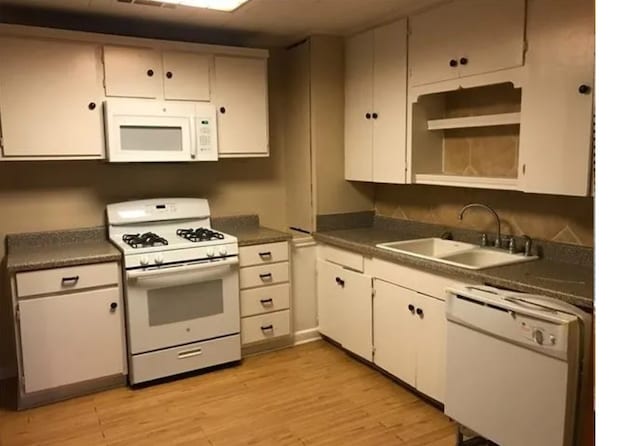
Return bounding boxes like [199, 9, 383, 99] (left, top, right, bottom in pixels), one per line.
[458, 203, 502, 248]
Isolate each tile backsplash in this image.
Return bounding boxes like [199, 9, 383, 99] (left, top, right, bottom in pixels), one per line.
[375, 184, 593, 247]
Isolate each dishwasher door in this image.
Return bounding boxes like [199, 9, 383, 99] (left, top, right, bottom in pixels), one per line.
[444, 289, 581, 446]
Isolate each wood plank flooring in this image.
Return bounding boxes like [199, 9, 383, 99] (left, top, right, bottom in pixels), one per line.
[0, 340, 457, 446]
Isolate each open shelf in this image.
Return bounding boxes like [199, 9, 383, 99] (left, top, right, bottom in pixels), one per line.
[426, 112, 521, 130]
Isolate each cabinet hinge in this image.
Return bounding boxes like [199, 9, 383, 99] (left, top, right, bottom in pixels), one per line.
[372, 288, 376, 298]
[522, 164, 527, 176]
[15, 305, 20, 323]
[0, 136, 3, 150]
[372, 347, 376, 357]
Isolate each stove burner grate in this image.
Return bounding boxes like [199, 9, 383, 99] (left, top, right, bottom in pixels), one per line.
[122, 232, 168, 249]
[176, 228, 225, 243]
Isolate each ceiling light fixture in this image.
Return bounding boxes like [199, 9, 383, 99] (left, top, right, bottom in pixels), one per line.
[149, 0, 252, 12]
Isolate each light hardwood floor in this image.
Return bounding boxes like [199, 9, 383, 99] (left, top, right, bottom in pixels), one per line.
[0, 341, 457, 446]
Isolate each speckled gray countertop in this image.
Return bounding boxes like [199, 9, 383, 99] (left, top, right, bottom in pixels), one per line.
[211, 215, 292, 247]
[314, 220, 594, 310]
[6, 227, 122, 273]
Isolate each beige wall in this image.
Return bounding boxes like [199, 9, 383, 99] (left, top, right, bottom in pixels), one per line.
[375, 184, 594, 246]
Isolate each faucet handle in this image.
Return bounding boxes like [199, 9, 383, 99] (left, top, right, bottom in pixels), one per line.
[507, 236, 516, 253]
[523, 235, 532, 256]
[480, 233, 488, 246]
[440, 231, 453, 240]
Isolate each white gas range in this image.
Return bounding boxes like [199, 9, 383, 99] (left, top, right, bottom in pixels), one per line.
[107, 198, 241, 385]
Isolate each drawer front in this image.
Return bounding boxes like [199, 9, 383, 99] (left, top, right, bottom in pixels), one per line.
[241, 310, 291, 345]
[319, 244, 364, 272]
[239, 241, 289, 267]
[239, 262, 289, 289]
[241, 283, 290, 317]
[16, 262, 120, 298]
[130, 334, 241, 384]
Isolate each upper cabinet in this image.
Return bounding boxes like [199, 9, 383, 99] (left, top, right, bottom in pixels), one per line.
[409, 0, 526, 87]
[103, 47, 211, 101]
[518, 0, 595, 196]
[214, 56, 269, 157]
[0, 37, 104, 158]
[345, 19, 407, 183]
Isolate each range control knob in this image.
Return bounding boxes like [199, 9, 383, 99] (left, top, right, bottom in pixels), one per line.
[206, 248, 216, 258]
[154, 255, 164, 265]
[549, 335, 556, 345]
[219, 247, 228, 256]
[533, 329, 544, 345]
[140, 256, 149, 266]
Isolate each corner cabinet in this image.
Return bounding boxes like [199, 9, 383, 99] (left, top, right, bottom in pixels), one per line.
[214, 56, 270, 157]
[0, 37, 105, 158]
[345, 19, 408, 183]
[518, 0, 595, 196]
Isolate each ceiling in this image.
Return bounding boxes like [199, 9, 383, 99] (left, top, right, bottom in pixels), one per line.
[0, 0, 444, 47]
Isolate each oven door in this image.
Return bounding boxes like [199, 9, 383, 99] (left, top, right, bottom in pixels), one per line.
[125, 258, 240, 355]
[105, 100, 195, 162]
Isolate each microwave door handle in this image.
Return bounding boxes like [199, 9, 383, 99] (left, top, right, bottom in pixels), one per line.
[190, 117, 197, 160]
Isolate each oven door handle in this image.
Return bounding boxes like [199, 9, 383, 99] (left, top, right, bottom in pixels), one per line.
[127, 257, 238, 282]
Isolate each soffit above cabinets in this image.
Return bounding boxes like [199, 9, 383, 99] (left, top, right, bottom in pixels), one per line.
[0, 0, 443, 46]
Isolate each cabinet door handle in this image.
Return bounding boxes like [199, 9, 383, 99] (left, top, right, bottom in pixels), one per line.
[259, 273, 273, 281]
[166, 71, 173, 79]
[578, 84, 591, 94]
[335, 277, 345, 287]
[258, 251, 272, 259]
[261, 324, 274, 331]
[260, 298, 274, 305]
[372, 112, 378, 119]
[459, 57, 468, 65]
[88, 102, 96, 110]
[220, 106, 226, 114]
[61, 276, 79, 286]
[416, 308, 424, 318]
[110, 302, 118, 312]
[449, 59, 458, 67]
[408, 304, 415, 314]
[365, 112, 371, 119]
[147, 69, 154, 77]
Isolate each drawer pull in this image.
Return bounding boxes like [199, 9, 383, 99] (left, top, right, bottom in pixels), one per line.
[178, 348, 203, 359]
[261, 324, 274, 331]
[259, 273, 273, 281]
[61, 276, 80, 286]
[335, 277, 345, 287]
[258, 251, 272, 259]
[260, 298, 274, 305]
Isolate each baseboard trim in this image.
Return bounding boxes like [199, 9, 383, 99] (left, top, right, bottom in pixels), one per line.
[294, 327, 321, 345]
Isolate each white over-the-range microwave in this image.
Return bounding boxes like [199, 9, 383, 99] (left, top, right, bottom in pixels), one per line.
[104, 99, 218, 162]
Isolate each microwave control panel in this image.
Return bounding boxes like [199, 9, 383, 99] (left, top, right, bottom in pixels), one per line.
[195, 115, 217, 161]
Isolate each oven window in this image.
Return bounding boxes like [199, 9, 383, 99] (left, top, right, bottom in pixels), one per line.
[120, 126, 183, 152]
[147, 280, 223, 326]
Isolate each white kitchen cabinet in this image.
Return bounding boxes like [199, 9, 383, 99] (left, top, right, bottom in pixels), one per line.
[162, 51, 211, 101]
[345, 19, 407, 183]
[214, 56, 269, 157]
[409, 0, 525, 87]
[18, 287, 125, 393]
[317, 259, 373, 360]
[103, 46, 162, 99]
[0, 37, 104, 158]
[373, 279, 447, 403]
[518, 0, 595, 196]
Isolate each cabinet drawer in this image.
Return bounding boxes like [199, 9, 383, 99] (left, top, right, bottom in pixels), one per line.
[241, 283, 290, 317]
[318, 244, 364, 272]
[239, 242, 289, 267]
[16, 262, 120, 298]
[241, 310, 291, 345]
[239, 262, 289, 289]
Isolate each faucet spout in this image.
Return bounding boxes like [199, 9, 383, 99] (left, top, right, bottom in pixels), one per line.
[458, 203, 502, 248]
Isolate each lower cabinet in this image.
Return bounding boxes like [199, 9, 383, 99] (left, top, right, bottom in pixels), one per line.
[317, 259, 373, 361]
[18, 287, 125, 393]
[373, 279, 447, 403]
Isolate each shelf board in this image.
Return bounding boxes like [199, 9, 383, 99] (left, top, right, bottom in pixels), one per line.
[414, 173, 519, 191]
[426, 112, 521, 130]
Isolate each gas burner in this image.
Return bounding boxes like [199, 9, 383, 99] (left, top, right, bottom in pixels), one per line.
[176, 228, 225, 243]
[122, 232, 169, 249]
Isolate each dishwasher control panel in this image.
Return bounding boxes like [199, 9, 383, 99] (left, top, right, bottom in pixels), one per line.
[518, 318, 560, 348]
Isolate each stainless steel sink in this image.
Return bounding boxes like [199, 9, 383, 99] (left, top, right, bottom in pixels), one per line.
[376, 237, 538, 270]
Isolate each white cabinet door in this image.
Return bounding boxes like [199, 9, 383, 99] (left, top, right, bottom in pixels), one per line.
[162, 51, 211, 101]
[338, 266, 373, 361]
[519, 0, 594, 196]
[19, 287, 125, 393]
[372, 19, 407, 184]
[103, 46, 162, 99]
[0, 37, 104, 157]
[344, 30, 374, 181]
[317, 259, 345, 343]
[409, 0, 525, 86]
[214, 56, 269, 157]
[456, 0, 525, 80]
[415, 293, 447, 403]
[373, 280, 415, 386]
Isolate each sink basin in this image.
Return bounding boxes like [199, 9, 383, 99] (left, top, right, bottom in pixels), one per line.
[376, 237, 538, 270]
[377, 238, 476, 259]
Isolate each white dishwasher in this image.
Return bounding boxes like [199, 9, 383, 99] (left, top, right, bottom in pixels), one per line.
[444, 286, 591, 446]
